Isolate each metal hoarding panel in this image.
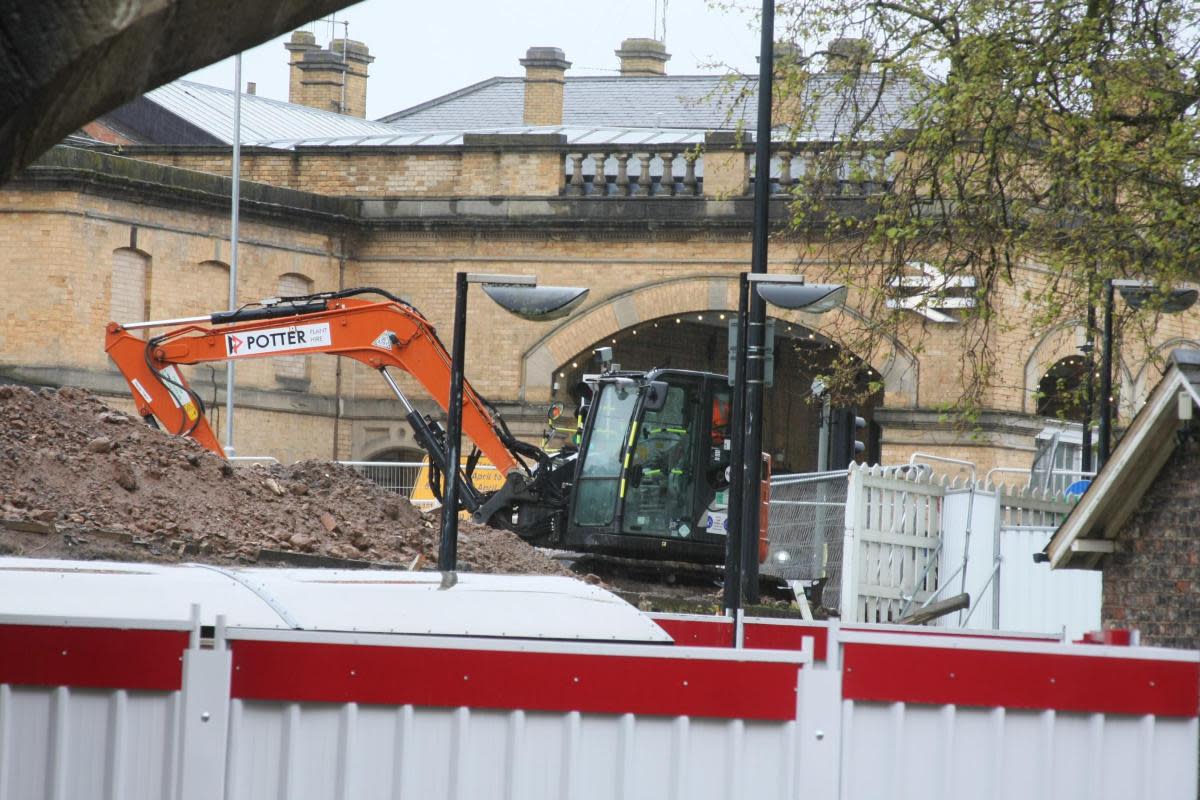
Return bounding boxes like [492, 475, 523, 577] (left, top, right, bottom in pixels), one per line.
[224, 702, 803, 800]
[0, 685, 179, 800]
[841, 702, 1198, 800]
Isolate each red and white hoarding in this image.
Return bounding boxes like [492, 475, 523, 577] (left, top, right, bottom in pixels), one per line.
[0, 559, 1195, 799]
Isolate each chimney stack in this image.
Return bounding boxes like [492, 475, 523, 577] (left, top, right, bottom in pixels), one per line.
[824, 38, 871, 73]
[616, 38, 670, 76]
[284, 31, 375, 118]
[284, 31, 318, 102]
[520, 47, 571, 126]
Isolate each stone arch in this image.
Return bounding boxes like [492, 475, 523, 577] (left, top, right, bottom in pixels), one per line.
[1023, 321, 1084, 415]
[1131, 337, 1200, 414]
[519, 274, 919, 408]
[1023, 320, 1140, 421]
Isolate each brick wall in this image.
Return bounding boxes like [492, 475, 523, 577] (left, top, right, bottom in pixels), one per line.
[130, 149, 564, 198]
[1103, 437, 1200, 649]
[9, 152, 1200, 470]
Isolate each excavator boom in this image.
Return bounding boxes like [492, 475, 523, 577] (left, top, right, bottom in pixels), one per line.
[104, 291, 521, 477]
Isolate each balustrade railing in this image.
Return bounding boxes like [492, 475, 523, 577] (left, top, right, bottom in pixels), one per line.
[563, 150, 703, 197]
[560, 143, 893, 198]
[751, 147, 894, 197]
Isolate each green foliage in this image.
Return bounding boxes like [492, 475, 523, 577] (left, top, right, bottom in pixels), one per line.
[770, 0, 1200, 415]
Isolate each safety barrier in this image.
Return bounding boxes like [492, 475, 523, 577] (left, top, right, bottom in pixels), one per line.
[2, 600, 1194, 800]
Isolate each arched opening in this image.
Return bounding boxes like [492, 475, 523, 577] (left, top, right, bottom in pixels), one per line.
[197, 259, 230, 310]
[1031, 355, 1097, 493]
[1035, 355, 1090, 422]
[110, 247, 151, 336]
[551, 311, 883, 473]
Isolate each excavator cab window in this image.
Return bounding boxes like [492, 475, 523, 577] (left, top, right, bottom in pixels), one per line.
[571, 382, 639, 527]
[622, 378, 708, 539]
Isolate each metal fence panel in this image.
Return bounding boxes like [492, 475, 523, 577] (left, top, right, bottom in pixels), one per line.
[997, 527, 1101, 638]
[338, 461, 426, 496]
[763, 472, 847, 598]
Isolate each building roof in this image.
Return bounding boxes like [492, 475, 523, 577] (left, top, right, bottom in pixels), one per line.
[380, 73, 918, 140]
[250, 124, 711, 150]
[125, 80, 404, 145]
[1046, 349, 1200, 569]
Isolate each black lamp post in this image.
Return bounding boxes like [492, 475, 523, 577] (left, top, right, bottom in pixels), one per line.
[439, 273, 589, 571]
[1096, 279, 1198, 470]
[724, 273, 847, 617]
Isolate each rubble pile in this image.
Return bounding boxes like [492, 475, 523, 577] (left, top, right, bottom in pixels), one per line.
[0, 385, 569, 576]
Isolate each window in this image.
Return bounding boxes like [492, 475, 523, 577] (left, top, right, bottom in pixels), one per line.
[623, 382, 704, 537]
[110, 248, 151, 334]
[572, 384, 639, 527]
[1031, 424, 1095, 496]
[273, 273, 313, 388]
[1036, 356, 1089, 421]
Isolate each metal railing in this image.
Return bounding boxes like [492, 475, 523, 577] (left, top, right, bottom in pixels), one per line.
[337, 461, 426, 496]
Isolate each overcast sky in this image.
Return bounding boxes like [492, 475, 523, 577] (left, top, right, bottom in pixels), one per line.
[184, 0, 764, 120]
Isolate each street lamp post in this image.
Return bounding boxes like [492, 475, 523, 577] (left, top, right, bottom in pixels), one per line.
[439, 274, 589, 571]
[724, 273, 848, 617]
[1096, 279, 1198, 470]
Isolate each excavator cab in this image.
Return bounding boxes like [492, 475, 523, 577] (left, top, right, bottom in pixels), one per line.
[564, 369, 734, 563]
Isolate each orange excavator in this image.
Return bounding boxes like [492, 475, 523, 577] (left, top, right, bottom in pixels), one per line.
[105, 287, 768, 564]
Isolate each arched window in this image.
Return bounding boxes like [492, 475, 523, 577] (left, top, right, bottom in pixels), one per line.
[274, 273, 313, 388]
[198, 260, 231, 310]
[110, 248, 151, 333]
[1036, 355, 1090, 421]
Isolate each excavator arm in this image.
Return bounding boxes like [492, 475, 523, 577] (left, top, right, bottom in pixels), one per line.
[104, 289, 527, 499]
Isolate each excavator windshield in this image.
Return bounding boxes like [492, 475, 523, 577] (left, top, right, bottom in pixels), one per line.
[571, 382, 638, 527]
[570, 370, 733, 558]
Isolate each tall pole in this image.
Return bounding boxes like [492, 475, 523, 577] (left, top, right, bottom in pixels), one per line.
[439, 272, 469, 571]
[739, 0, 775, 604]
[224, 53, 242, 457]
[1098, 279, 1115, 470]
[1080, 301, 1095, 475]
[724, 273, 750, 622]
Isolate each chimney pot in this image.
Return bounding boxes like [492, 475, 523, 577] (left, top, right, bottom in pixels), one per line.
[615, 38, 670, 76]
[246, 81, 256, 95]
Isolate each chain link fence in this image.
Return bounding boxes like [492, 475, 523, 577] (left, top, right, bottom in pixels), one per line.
[762, 470, 848, 609]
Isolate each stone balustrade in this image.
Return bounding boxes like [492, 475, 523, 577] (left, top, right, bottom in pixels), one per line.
[562, 149, 703, 197]
[96, 133, 892, 201]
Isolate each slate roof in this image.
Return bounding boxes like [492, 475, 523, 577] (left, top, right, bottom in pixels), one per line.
[1046, 349, 1200, 569]
[140, 80, 404, 145]
[381, 73, 918, 140]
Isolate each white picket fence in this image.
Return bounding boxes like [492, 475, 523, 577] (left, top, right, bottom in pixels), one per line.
[839, 464, 1101, 638]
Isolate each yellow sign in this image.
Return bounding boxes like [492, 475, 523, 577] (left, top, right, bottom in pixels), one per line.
[409, 456, 505, 515]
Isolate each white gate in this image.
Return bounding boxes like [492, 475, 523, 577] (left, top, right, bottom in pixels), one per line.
[837, 465, 1100, 637]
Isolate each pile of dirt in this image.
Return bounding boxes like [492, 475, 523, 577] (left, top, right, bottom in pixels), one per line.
[0, 385, 570, 576]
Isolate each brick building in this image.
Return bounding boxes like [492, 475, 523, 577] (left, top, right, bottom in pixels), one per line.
[3, 32, 1199, 474]
[1047, 350, 1200, 650]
